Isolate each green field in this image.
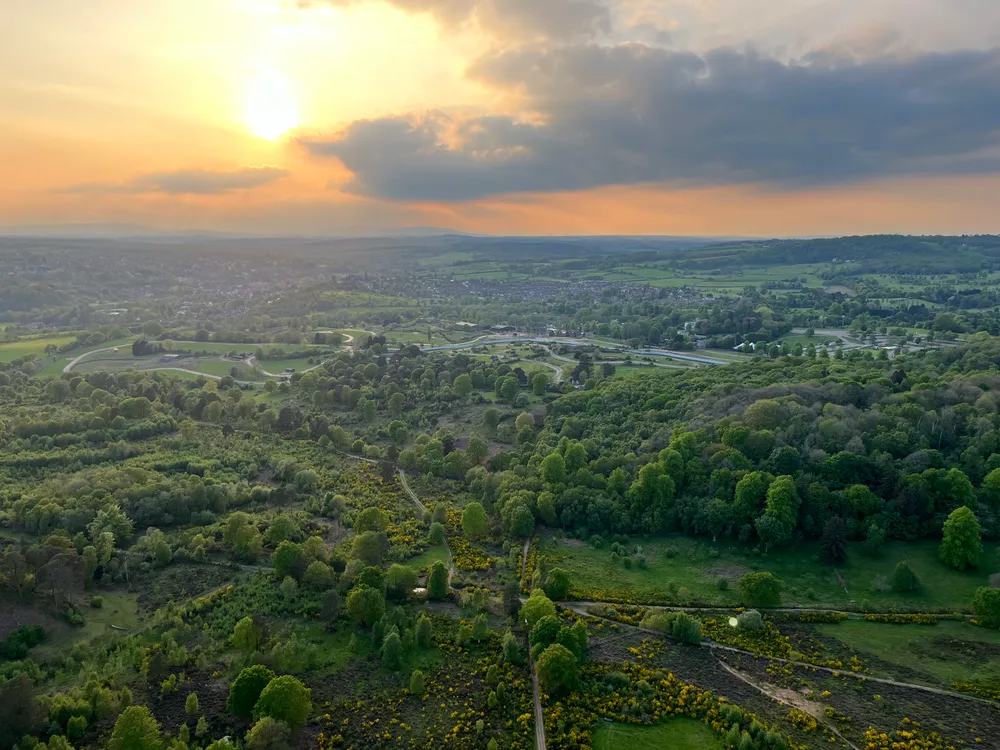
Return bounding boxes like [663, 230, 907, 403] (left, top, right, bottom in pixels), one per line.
[818, 619, 1000, 686]
[407, 545, 451, 573]
[542, 535, 998, 611]
[610, 364, 689, 377]
[592, 718, 722, 750]
[190, 358, 256, 378]
[37, 591, 141, 656]
[0, 336, 80, 363]
[169, 341, 263, 354]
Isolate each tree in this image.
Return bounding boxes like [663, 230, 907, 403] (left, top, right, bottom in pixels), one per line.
[891, 561, 920, 593]
[0, 673, 44, 747]
[351, 531, 387, 567]
[982, 468, 1000, 510]
[109, 706, 162, 750]
[535, 644, 578, 694]
[973, 586, 1000, 628]
[185, 692, 200, 715]
[303, 561, 335, 589]
[253, 675, 312, 730]
[483, 408, 501, 432]
[354, 507, 390, 533]
[1, 550, 29, 597]
[738, 572, 782, 607]
[500, 376, 519, 405]
[272, 541, 306, 580]
[502, 629, 523, 664]
[939, 506, 982, 570]
[346, 585, 386, 627]
[427, 560, 449, 600]
[521, 589, 557, 629]
[381, 631, 403, 670]
[233, 616, 263, 652]
[265, 516, 301, 546]
[280, 575, 298, 598]
[410, 669, 426, 695]
[467, 434, 489, 465]
[386, 564, 418, 601]
[820, 516, 847, 564]
[531, 372, 548, 396]
[245, 717, 291, 750]
[228, 665, 277, 717]
[530, 616, 562, 650]
[461, 502, 489, 539]
[454, 373, 473, 397]
[472, 613, 489, 641]
[757, 475, 799, 551]
[540, 452, 567, 485]
[428, 522, 447, 546]
[543, 568, 571, 600]
[321, 589, 342, 622]
[416, 615, 433, 647]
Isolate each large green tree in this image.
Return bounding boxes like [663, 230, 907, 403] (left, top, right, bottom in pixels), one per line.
[253, 675, 312, 730]
[535, 644, 579, 694]
[228, 665, 276, 718]
[939, 506, 982, 570]
[109, 706, 162, 750]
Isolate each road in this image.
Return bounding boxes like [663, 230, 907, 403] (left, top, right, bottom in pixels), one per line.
[63, 345, 121, 373]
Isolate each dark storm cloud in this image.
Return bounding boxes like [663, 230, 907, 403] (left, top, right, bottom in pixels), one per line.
[59, 167, 289, 195]
[294, 0, 610, 40]
[300, 44, 1000, 201]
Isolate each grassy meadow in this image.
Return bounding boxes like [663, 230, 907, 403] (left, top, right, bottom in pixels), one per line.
[541, 535, 998, 611]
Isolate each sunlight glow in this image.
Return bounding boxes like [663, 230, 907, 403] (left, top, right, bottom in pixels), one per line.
[245, 68, 298, 141]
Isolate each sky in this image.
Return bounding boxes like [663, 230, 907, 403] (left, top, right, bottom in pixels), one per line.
[3, 0, 1000, 236]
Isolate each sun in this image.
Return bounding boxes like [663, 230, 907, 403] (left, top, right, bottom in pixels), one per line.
[245, 69, 298, 141]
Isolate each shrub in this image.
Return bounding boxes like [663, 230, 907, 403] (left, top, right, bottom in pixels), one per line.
[90, 596, 104, 609]
[890, 561, 920, 593]
[409, 670, 425, 696]
[245, 717, 291, 750]
[738, 572, 782, 607]
[737, 609, 764, 631]
[973, 586, 1000, 628]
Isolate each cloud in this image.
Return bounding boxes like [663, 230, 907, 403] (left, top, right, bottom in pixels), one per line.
[59, 167, 289, 195]
[295, 0, 611, 41]
[300, 45, 1000, 201]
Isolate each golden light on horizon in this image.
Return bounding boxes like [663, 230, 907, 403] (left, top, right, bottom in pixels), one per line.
[245, 68, 299, 141]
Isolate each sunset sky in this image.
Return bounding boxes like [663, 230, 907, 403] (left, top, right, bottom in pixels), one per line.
[4, 0, 1000, 236]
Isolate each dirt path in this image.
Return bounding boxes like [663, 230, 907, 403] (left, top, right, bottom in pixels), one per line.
[716, 660, 861, 750]
[396, 469, 427, 514]
[528, 647, 547, 750]
[396, 468, 455, 586]
[520, 537, 531, 580]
